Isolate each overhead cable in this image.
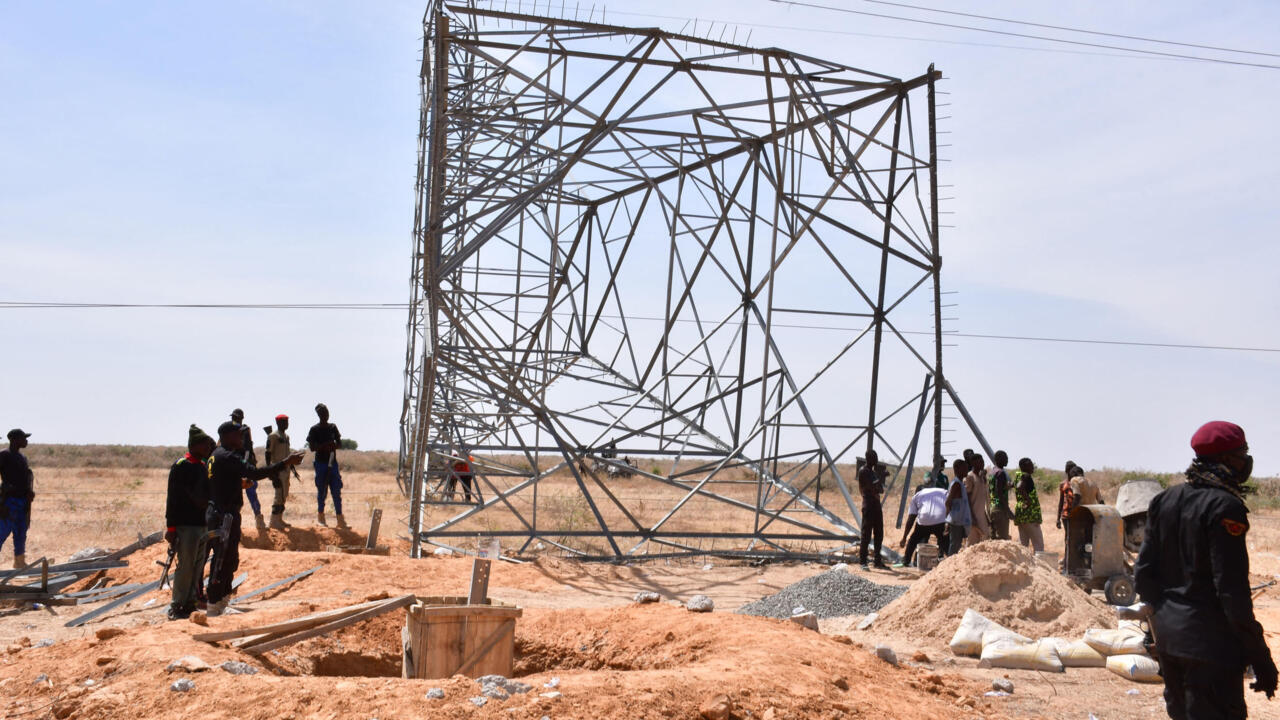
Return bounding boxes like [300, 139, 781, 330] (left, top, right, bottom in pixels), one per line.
[1, 301, 1275, 354]
[770, 0, 1280, 70]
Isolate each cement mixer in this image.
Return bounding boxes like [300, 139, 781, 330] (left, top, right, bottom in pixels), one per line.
[1115, 478, 1163, 552]
[1064, 504, 1136, 605]
[1063, 478, 1164, 606]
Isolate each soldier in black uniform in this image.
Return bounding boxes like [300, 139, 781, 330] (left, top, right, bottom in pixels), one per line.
[1135, 420, 1277, 719]
[164, 424, 214, 620]
[206, 421, 303, 616]
[229, 409, 265, 530]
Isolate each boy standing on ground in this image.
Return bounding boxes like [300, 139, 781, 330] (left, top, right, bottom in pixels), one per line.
[0, 429, 34, 569]
[1014, 457, 1044, 552]
[964, 453, 990, 545]
[945, 458, 971, 556]
[307, 403, 347, 527]
[1057, 464, 1083, 559]
[164, 425, 214, 620]
[988, 451, 1013, 540]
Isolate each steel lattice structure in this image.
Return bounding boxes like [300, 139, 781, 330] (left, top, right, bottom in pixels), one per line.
[398, 1, 985, 560]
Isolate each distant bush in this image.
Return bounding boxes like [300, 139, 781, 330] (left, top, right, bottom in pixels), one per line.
[26, 443, 398, 473]
[340, 438, 359, 451]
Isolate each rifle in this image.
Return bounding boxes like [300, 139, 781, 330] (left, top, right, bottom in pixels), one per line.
[158, 542, 177, 589]
[1116, 602, 1157, 655]
[205, 512, 236, 585]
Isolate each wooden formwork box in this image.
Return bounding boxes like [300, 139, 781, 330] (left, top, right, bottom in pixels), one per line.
[402, 596, 522, 679]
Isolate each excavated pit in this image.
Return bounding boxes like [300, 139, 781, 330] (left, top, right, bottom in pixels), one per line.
[258, 606, 710, 679]
[258, 612, 404, 678]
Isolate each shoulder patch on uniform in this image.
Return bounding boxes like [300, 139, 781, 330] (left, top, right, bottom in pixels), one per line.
[1222, 517, 1248, 536]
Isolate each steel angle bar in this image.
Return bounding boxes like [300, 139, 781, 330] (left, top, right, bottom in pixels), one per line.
[231, 566, 322, 606]
[66, 580, 162, 628]
[403, 5, 977, 562]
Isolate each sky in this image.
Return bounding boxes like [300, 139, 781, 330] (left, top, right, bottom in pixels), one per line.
[1, 1, 1277, 474]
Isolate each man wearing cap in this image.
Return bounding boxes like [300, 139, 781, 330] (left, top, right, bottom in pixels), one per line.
[206, 421, 304, 615]
[1135, 421, 1277, 718]
[229, 409, 265, 530]
[0, 429, 34, 569]
[306, 403, 346, 527]
[265, 414, 294, 529]
[164, 425, 215, 620]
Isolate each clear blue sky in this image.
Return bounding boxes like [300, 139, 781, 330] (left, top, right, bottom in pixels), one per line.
[2, 1, 1277, 474]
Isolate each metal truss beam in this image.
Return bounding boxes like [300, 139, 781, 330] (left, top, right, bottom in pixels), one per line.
[399, 0, 967, 562]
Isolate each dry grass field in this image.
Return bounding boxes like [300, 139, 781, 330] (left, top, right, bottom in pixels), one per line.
[6, 445, 1280, 719]
[18, 444, 1280, 563]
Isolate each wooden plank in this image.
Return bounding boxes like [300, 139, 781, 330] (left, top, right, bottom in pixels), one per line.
[243, 595, 415, 655]
[408, 604, 521, 620]
[65, 580, 162, 628]
[417, 614, 464, 679]
[401, 623, 416, 679]
[453, 621, 514, 676]
[365, 509, 383, 550]
[194, 597, 400, 643]
[40, 559, 48, 593]
[467, 559, 491, 605]
[230, 566, 321, 606]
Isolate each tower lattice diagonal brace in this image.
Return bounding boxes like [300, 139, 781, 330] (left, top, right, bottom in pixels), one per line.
[398, 1, 953, 561]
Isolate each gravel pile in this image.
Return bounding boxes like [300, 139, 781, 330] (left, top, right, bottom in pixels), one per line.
[737, 568, 907, 619]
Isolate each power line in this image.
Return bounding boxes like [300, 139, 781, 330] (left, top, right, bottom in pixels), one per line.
[856, 0, 1280, 59]
[770, 0, 1280, 70]
[538, 5, 1168, 63]
[2, 300, 1276, 354]
[0, 301, 401, 310]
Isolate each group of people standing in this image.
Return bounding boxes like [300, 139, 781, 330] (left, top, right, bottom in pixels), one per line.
[879, 448, 1100, 568]
[163, 403, 345, 619]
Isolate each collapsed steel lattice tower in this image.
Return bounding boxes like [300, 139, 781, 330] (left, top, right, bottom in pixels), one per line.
[399, 1, 979, 560]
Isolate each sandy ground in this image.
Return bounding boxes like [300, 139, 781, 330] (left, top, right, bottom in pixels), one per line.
[3, 464, 1280, 719]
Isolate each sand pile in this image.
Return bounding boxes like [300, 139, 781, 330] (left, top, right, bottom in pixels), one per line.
[873, 540, 1115, 643]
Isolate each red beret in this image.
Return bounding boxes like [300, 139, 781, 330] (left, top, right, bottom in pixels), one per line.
[275, 414, 289, 421]
[1190, 421, 1246, 456]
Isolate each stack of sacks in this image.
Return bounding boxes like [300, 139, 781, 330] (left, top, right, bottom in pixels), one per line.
[949, 608, 1161, 682]
[950, 609, 1063, 672]
[1083, 619, 1160, 683]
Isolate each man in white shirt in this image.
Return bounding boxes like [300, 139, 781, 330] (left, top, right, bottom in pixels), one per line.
[898, 483, 950, 566]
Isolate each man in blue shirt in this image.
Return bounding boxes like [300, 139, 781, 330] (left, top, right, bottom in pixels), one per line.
[0, 429, 34, 569]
